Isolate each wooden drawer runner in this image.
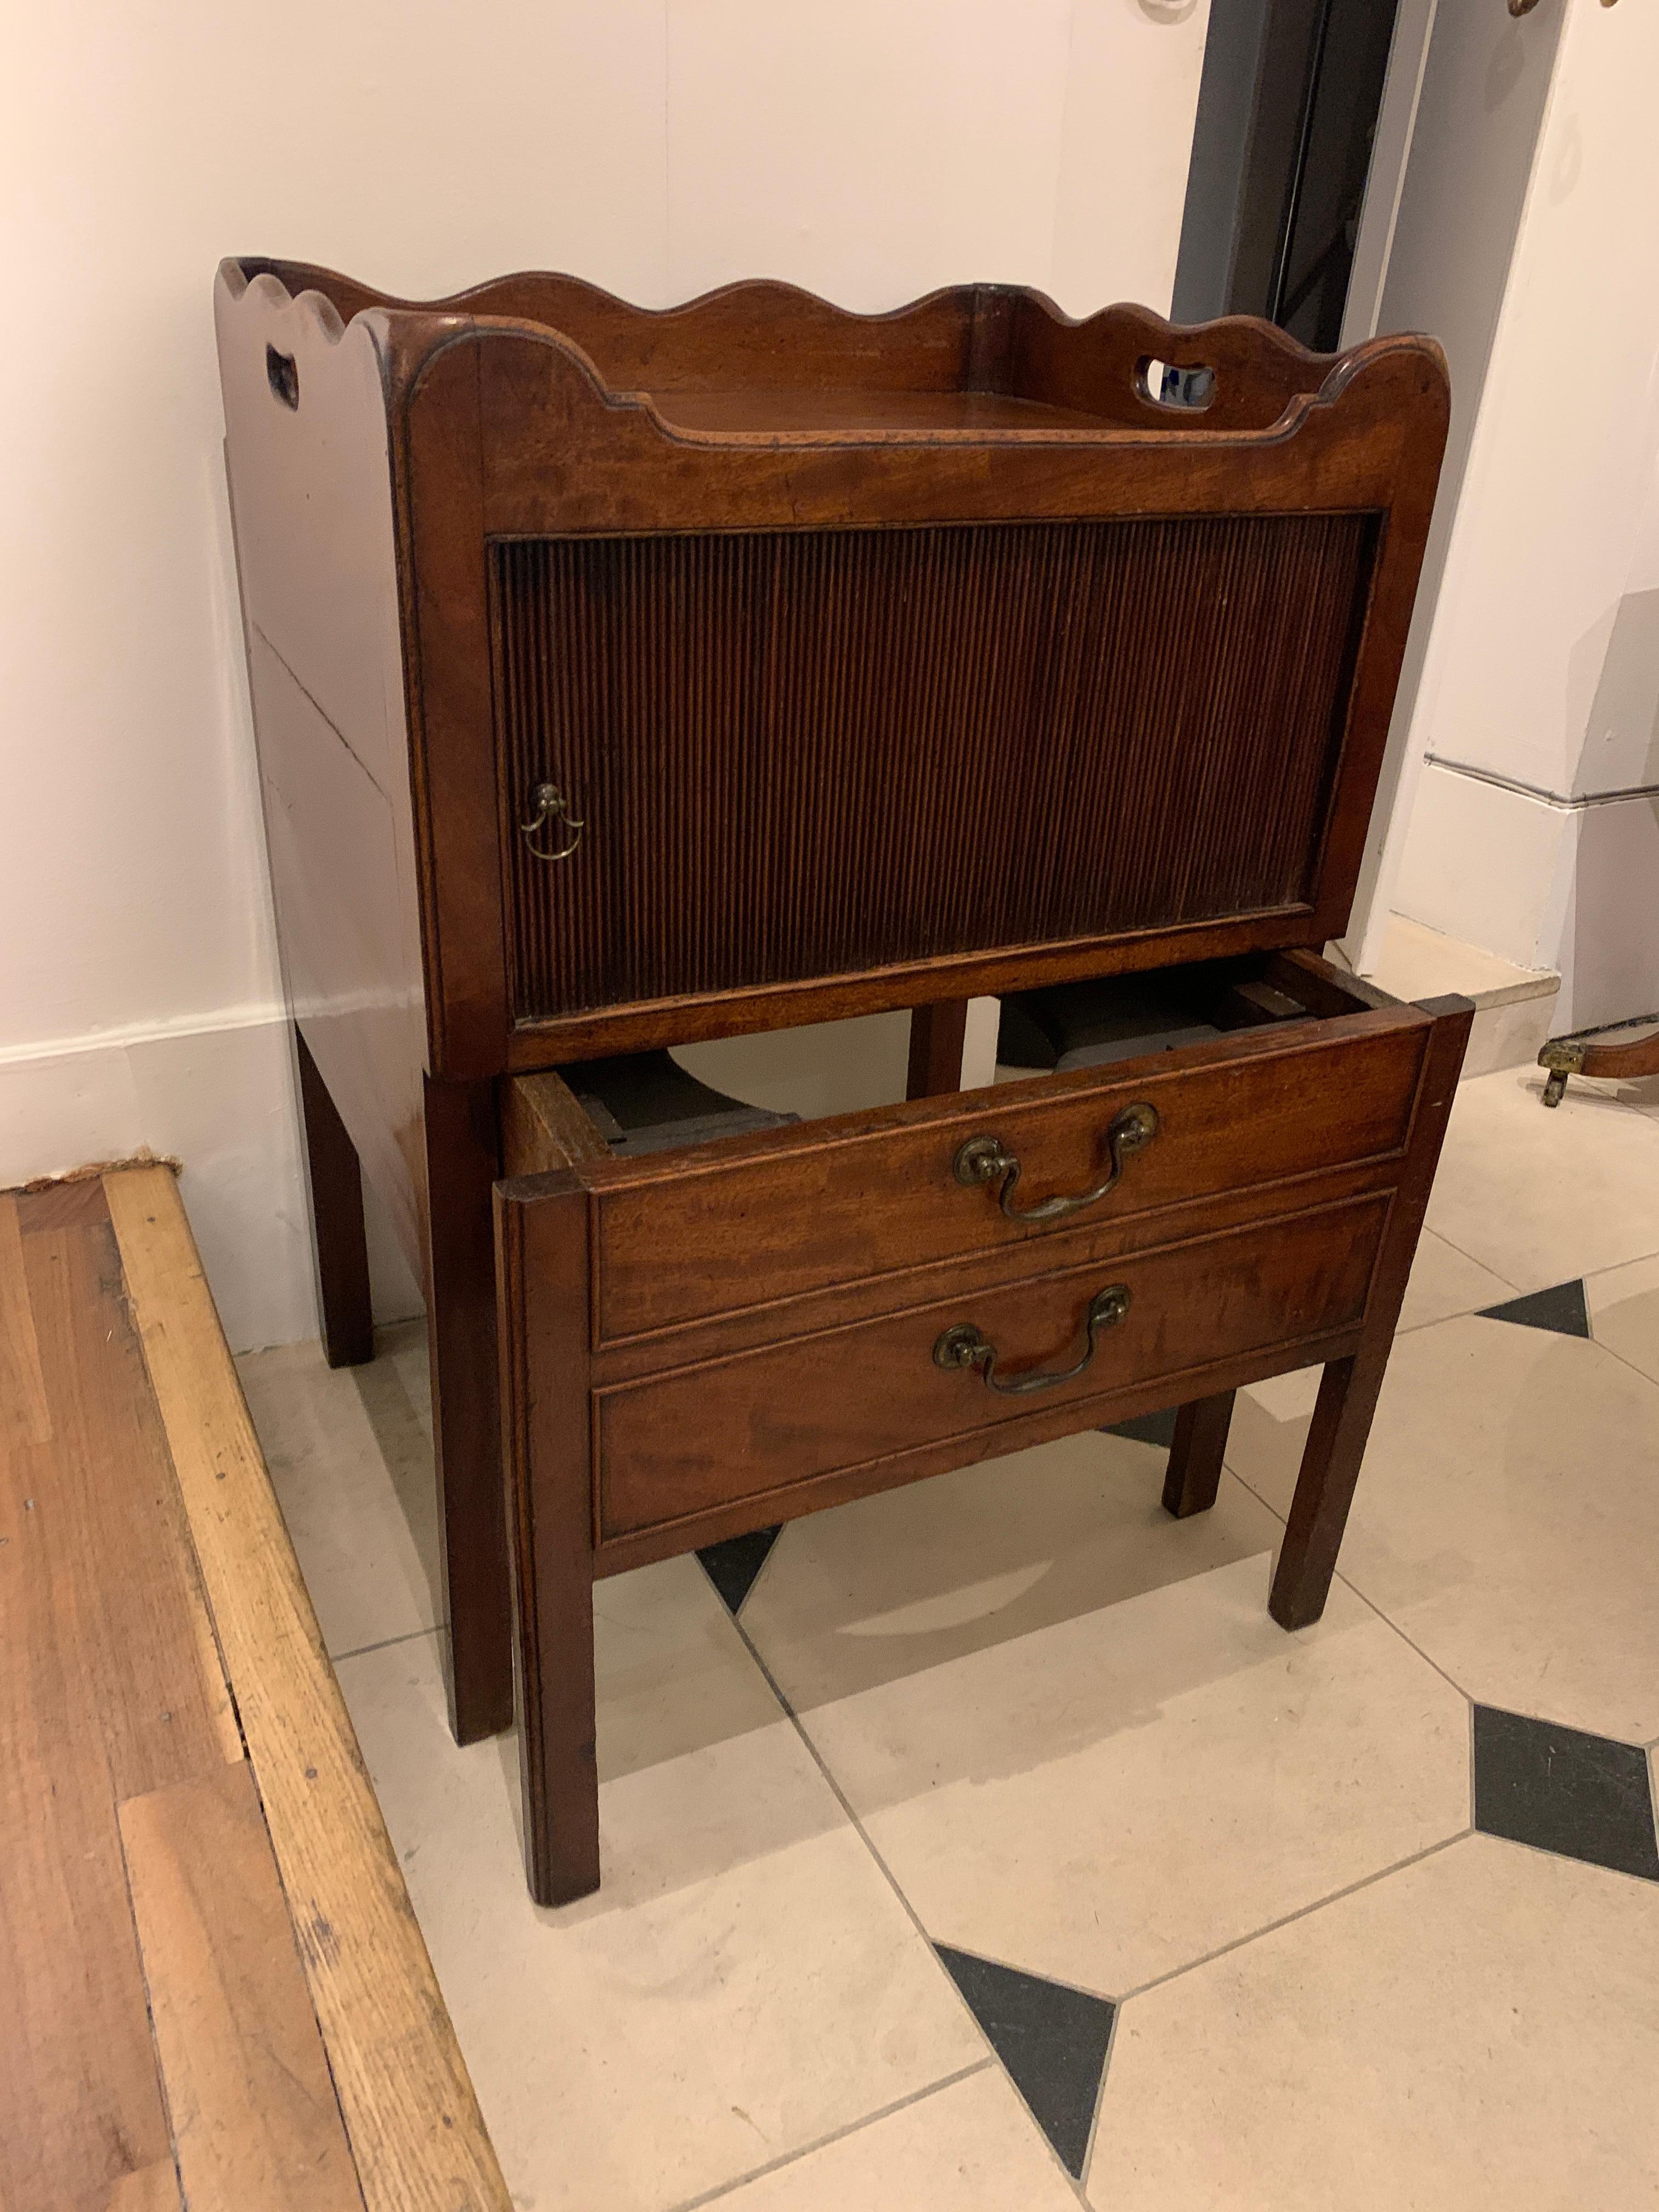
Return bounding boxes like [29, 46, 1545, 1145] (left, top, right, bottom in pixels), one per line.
[581, 1014, 1425, 1344]
[595, 1192, 1387, 1541]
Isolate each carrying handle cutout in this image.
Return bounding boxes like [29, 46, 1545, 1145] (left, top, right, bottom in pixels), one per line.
[1137, 357, 1217, 413]
[266, 345, 300, 410]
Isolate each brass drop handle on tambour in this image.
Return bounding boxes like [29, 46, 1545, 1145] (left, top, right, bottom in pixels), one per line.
[933, 1284, 1132, 1396]
[521, 782, 585, 861]
[953, 1102, 1160, 1223]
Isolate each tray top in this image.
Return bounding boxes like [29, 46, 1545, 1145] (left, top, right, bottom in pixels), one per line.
[223, 257, 1393, 443]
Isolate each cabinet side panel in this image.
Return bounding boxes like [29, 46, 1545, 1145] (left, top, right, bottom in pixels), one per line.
[216, 272, 427, 1277]
[245, 635, 425, 1270]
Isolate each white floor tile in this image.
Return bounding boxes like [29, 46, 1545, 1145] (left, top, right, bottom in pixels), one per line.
[1090, 1835, 1659, 2210]
[1228, 1312, 1659, 1742]
[712, 2069, 1078, 2211]
[745, 1441, 1468, 1995]
[1585, 1252, 1659, 1387]
[338, 1563, 983, 2212]
[1397, 1227, 1513, 1334]
[1426, 1065, 1659, 1291]
[238, 1325, 441, 1656]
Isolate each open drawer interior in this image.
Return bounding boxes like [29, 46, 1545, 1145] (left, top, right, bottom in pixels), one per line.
[504, 950, 1402, 1178]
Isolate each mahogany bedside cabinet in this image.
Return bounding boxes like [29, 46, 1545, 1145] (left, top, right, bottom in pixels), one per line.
[216, 259, 1466, 1903]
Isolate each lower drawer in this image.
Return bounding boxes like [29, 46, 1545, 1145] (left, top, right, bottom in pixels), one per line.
[594, 1192, 1386, 1541]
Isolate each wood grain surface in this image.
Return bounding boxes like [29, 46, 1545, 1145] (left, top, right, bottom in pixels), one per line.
[494, 514, 1374, 1025]
[105, 1165, 511, 2211]
[0, 1167, 510, 2211]
[579, 1004, 1426, 1345]
[119, 1767, 362, 2211]
[594, 1193, 1387, 1541]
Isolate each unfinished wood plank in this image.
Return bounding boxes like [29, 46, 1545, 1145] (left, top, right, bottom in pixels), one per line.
[501, 1065, 610, 1176]
[178, 1530, 249, 1765]
[108, 2163, 185, 2210]
[0, 1419, 176, 2211]
[104, 1167, 511, 2212]
[0, 1193, 50, 1446]
[20, 1197, 227, 1799]
[119, 1765, 363, 2212]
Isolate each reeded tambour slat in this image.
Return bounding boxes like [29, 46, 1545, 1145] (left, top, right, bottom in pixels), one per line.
[493, 512, 1375, 1020]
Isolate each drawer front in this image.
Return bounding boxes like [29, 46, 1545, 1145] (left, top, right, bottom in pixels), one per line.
[595, 1193, 1386, 1541]
[588, 1016, 1426, 1344]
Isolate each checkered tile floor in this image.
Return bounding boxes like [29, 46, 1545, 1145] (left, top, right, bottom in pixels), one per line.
[240, 1060, 1659, 2209]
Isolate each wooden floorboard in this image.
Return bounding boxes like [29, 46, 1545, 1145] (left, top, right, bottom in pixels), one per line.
[0, 1195, 50, 1448]
[0, 1405, 178, 2210]
[0, 1167, 510, 2212]
[20, 1200, 228, 1800]
[120, 1766, 363, 2212]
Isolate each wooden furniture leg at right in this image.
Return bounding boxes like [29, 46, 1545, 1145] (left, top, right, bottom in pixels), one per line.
[1161, 1391, 1235, 1519]
[495, 1173, 600, 1909]
[294, 1029, 374, 1370]
[1270, 997, 1472, 1629]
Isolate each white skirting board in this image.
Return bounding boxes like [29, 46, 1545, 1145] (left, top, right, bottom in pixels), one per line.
[2, 1002, 982, 1355]
[1393, 762, 1659, 1034]
[0, 1009, 421, 1355]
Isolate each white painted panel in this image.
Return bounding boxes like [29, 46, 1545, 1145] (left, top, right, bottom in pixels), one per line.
[1577, 450, 1659, 800]
[1051, 0, 1213, 317]
[0, 1013, 422, 1352]
[125, 1020, 318, 1353]
[1340, 0, 1565, 969]
[961, 996, 1001, 1093]
[1392, 764, 1569, 978]
[0, 1043, 146, 1190]
[1411, 0, 1659, 800]
[664, 0, 1074, 308]
[0, 0, 670, 1056]
[1563, 797, 1659, 1033]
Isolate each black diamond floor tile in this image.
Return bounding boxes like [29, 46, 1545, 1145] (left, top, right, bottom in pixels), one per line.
[1473, 1705, 1659, 1881]
[1476, 1279, 1591, 1339]
[696, 1526, 781, 1616]
[1103, 1406, 1177, 1449]
[936, 1944, 1115, 2178]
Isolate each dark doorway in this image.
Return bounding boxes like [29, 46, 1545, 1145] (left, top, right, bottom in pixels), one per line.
[1172, 0, 1404, 349]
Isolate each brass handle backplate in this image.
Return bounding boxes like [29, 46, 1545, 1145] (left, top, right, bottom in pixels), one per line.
[521, 781, 585, 862]
[953, 1102, 1159, 1224]
[933, 1284, 1132, 1396]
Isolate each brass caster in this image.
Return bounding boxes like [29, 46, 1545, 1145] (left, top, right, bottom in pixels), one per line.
[1537, 1039, 1585, 1109]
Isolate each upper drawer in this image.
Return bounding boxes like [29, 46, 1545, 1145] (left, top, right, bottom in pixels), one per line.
[506, 979, 1432, 1348]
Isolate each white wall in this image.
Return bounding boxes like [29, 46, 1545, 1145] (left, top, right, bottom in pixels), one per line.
[1359, 0, 1659, 1029]
[1, 0, 1211, 1348]
[1335, 0, 1564, 972]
